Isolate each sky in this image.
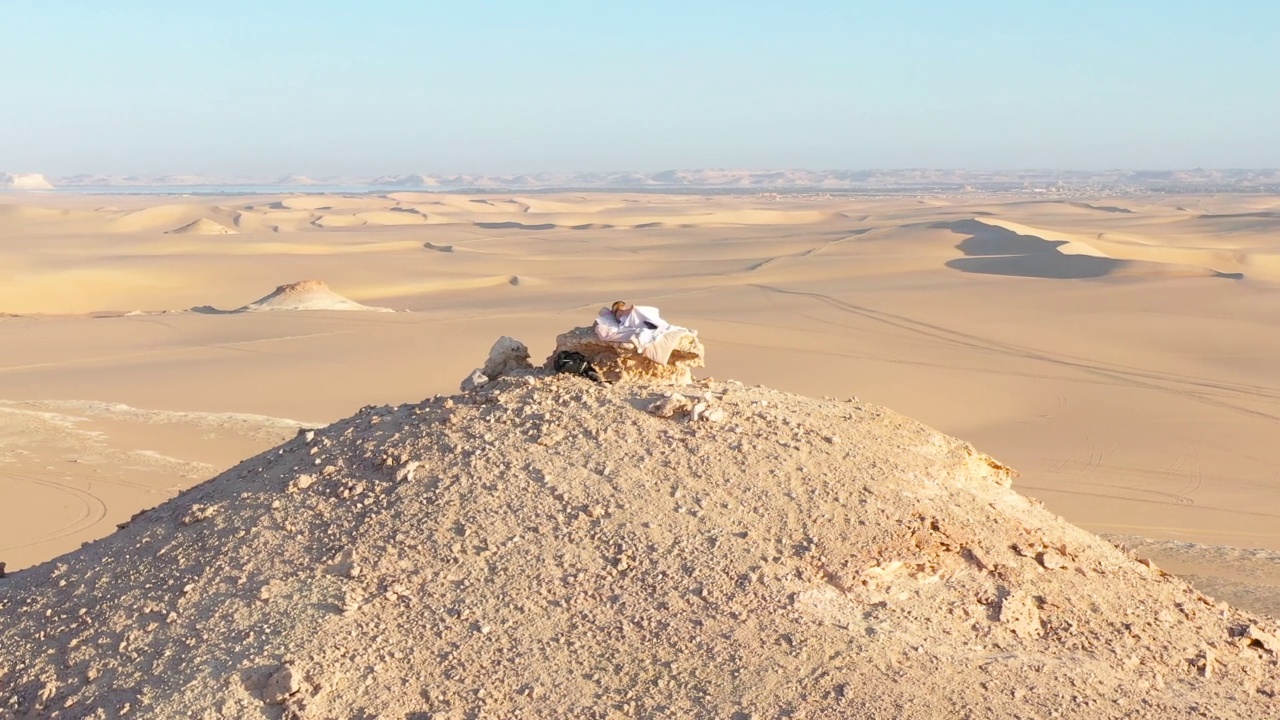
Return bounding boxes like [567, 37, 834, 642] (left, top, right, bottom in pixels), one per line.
[1, 0, 1278, 176]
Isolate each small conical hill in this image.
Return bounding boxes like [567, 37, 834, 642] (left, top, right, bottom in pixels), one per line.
[234, 280, 392, 313]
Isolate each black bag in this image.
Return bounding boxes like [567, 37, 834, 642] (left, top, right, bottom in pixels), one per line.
[553, 351, 604, 383]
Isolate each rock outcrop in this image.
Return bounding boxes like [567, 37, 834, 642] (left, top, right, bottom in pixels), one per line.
[481, 336, 533, 378]
[545, 325, 705, 384]
[0, 173, 54, 190]
[232, 280, 393, 313]
[459, 336, 537, 391]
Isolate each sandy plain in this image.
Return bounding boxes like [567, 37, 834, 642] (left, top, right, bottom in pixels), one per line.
[1, 190, 1278, 614]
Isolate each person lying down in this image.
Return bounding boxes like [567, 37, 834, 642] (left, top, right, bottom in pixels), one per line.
[594, 301, 697, 365]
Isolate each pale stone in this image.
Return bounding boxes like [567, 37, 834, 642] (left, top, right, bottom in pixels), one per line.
[998, 591, 1042, 638]
[482, 336, 534, 379]
[545, 326, 704, 385]
[460, 369, 489, 392]
[263, 664, 301, 704]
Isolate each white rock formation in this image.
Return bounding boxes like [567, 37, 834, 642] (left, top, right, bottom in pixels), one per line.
[481, 336, 532, 378]
[234, 281, 393, 313]
[460, 336, 536, 391]
[0, 173, 55, 190]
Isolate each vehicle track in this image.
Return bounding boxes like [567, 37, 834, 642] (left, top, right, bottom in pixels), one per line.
[752, 284, 1280, 424]
[0, 470, 109, 551]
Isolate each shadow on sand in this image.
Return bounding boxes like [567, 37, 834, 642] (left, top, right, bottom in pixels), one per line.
[934, 220, 1243, 280]
[475, 221, 558, 231]
[933, 219, 1121, 279]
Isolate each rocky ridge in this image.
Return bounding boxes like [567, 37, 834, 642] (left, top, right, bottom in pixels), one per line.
[0, 357, 1277, 718]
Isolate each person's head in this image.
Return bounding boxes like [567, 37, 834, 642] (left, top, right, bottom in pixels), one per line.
[611, 300, 631, 320]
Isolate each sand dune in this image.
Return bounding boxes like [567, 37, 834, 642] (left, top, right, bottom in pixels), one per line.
[274, 195, 394, 211]
[1070, 201, 1135, 213]
[351, 209, 429, 225]
[349, 275, 537, 298]
[0, 204, 99, 227]
[1188, 213, 1280, 236]
[107, 205, 212, 232]
[462, 209, 839, 231]
[166, 217, 237, 235]
[474, 220, 559, 230]
[971, 218, 1113, 257]
[232, 207, 317, 233]
[383, 191, 444, 204]
[942, 217, 1243, 280]
[310, 213, 366, 228]
[3, 193, 847, 241]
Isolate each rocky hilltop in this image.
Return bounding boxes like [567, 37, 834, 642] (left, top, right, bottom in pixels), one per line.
[1, 341, 1277, 718]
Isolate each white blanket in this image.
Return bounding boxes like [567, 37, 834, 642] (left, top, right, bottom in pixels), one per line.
[593, 306, 695, 365]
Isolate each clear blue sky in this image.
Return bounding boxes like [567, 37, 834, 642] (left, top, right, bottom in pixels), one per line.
[2, 0, 1277, 176]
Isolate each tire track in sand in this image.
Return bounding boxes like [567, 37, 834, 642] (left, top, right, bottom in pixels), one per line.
[0, 469, 109, 551]
[752, 284, 1280, 424]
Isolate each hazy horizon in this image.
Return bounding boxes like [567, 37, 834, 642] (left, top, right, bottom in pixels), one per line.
[19, 165, 1280, 177]
[10, 166, 1280, 196]
[3, 1, 1278, 177]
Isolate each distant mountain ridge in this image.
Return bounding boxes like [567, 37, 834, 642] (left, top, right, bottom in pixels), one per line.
[22, 168, 1280, 192]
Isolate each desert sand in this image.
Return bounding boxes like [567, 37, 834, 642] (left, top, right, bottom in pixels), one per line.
[2, 190, 1279, 623]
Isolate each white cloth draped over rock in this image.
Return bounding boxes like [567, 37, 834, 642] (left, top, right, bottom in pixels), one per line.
[593, 305, 696, 365]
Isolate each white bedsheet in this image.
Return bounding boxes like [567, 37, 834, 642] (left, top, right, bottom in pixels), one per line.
[594, 306, 695, 365]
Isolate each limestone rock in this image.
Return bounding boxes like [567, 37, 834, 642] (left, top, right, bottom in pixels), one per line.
[1037, 549, 1069, 570]
[1244, 624, 1278, 653]
[460, 369, 489, 393]
[395, 461, 421, 482]
[546, 326, 704, 385]
[263, 664, 301, 704]
[648, 394, 694, 418]
[1194, 647, 1216, 678]
[462, 337, 536, 391]
[482, 336, 533, 379]
[180, 503, 218, 526]
[998, 591, 1042, 638]
[0, 173, 54, 190]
